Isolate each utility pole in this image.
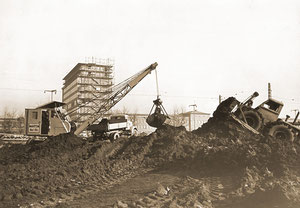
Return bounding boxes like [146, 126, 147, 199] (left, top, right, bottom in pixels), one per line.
[268, 83, 272, 99]
[189, 104, 197, 131]
[189, 104, 197, 111]
[44, 90, 57, 102]
[219, 95, 222, 104]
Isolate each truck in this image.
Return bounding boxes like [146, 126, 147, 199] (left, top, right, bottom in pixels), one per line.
[87, 115, 138, 141]
[220, 92, 300, 142]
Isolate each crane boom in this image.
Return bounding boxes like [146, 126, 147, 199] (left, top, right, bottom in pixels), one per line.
[74, 62, 158, 136]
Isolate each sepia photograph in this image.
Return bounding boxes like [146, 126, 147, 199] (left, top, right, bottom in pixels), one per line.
[0, 0, 300, 207]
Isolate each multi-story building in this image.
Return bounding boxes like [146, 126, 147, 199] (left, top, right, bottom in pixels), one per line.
[62, 60, 114, 125]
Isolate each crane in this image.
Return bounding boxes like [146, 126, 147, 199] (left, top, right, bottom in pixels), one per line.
[24, 62, 161, 140]
[73, 62, 159, 136]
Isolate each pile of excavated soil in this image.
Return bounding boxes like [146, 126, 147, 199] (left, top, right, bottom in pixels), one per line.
[0, 98, 300, 207]
[191, 97, 300, 207]
[0, 126, 206, 207]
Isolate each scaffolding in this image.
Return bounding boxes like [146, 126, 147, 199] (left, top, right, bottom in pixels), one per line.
[84, 57, 114, 66]
[62, 58, 114, 125]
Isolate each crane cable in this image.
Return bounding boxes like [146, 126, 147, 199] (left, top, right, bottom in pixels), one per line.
[155, 68, 160, 99]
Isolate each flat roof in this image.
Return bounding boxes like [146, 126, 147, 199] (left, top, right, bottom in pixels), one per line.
[267, 98, 284, 106]
[180, 110, 210, 116]
[63, 63, 81, 81]
[37, 101, 66, 109]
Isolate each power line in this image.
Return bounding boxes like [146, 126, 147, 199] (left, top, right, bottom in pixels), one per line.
[0, 88, 62, 92]
[0, 87, 299, 104]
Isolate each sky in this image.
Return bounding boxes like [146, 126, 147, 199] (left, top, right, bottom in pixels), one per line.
[0, 0, 300, 118]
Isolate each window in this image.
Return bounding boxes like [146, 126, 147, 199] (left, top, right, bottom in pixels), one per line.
[32, 111, 38, 119]
[71, 100, 76, 107]
[262, 100, 281, 112]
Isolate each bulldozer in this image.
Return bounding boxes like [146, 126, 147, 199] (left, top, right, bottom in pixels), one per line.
[221, 92, 300, 142]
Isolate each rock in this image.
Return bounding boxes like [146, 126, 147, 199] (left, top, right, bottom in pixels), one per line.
[2, 193, 13, 201]
[169, 200, 184, 208]
[155, 183, 168, 196]
[115, 200, 128, 208]
[14, 192, 23, 199]
[49, 197, 56, 202]
[143, 196, 154, 204]
[56, 171, 66, 177]
[32, 189, 43, 195]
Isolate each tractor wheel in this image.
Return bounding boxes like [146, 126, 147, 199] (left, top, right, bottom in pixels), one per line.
[268, 124, 294, 142]
[110, 132, 120, 142]
[237, 110, 263, 131]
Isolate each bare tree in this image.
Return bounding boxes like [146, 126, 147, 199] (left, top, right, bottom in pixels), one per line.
[111, 105, 130, 115]
[16, 113, 25, 134]
[1, 107, 24, 134]
[167, 105, 187, 127]
[2, 107, 16, 133]
[121, 105, 130, 114]
[129, 107, 139, 126]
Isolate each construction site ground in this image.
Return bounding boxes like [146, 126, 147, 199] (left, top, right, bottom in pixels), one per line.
[1, 108, 300, 208]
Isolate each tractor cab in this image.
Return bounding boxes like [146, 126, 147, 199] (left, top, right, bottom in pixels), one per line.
[25, 101, 71, 136]
[256, 98, 284, 123]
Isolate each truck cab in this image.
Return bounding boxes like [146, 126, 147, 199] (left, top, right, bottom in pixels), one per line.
[108, 115, 133, 130]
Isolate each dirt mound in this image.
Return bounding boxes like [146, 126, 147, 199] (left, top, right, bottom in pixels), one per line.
[0, 133, 85, 165]
[0, 100, 300, 207]
[191, 98, 300, 207]
[0, 126, 200, 206]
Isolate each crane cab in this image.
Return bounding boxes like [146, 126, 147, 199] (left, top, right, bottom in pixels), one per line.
[25, 101, 71, 137]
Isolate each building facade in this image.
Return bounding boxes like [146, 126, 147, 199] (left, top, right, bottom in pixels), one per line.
[177, 110, 210, 131]
[0, 117, 25, 134]
[128, 110, 210, 135]
[165, 110, 210, 131]
[62, 60, 114, 125]
[128, 113, 156, 135]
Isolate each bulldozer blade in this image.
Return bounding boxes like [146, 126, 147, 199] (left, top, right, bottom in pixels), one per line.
[146, 113, 167, 128]
[231, 115, 260, 135]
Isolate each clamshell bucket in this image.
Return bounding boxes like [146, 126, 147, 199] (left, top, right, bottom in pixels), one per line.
[146, 110, 167, 128]
[146, 98, 169, 128]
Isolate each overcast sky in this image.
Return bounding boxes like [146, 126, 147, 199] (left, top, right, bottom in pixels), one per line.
[0, 0, 300, 117]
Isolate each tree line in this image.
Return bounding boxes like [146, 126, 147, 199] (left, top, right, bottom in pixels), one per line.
[0, 107, 25, 134]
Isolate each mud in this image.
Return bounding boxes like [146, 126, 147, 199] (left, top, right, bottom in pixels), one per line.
[0, 101, 300, 207]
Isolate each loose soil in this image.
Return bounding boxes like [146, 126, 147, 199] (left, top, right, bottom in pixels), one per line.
[0, 99, 300, 208]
